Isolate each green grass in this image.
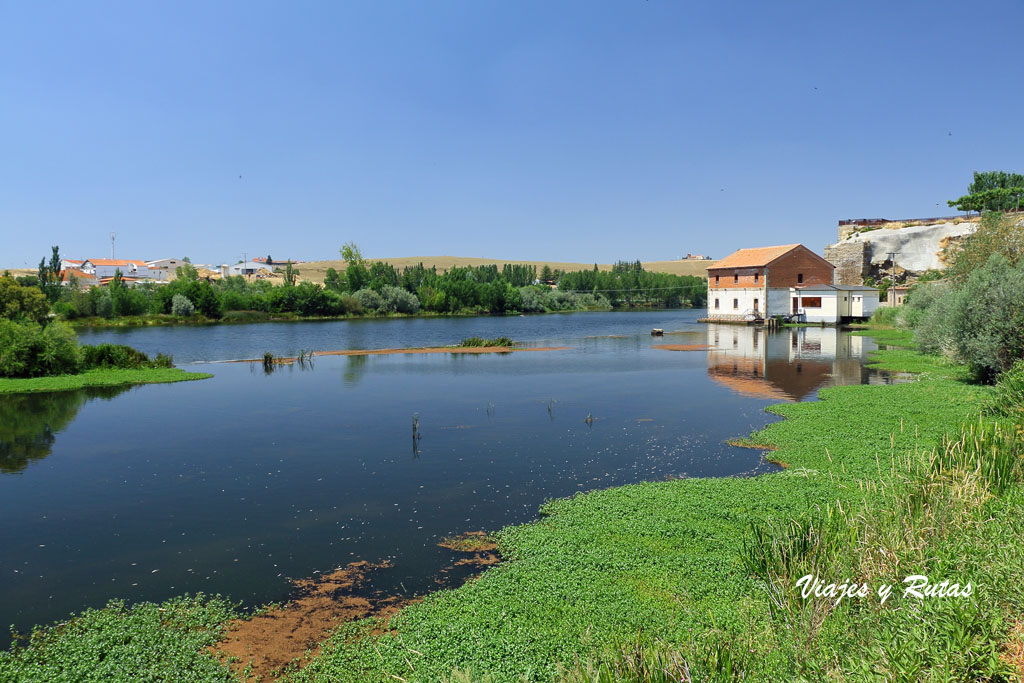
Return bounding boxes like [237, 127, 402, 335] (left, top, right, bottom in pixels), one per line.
[0, 595, 238, 682]
[850, 327, 916, 348]
[0, 367, 212, 394]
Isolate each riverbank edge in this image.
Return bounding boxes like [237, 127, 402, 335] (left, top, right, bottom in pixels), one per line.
[0, 367, 213, 394]
[1, 335, 1016, 681]
[66, 304, 700, 330]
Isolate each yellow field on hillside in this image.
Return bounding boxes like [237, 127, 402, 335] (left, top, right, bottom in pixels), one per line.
[293, 256, 715, 283]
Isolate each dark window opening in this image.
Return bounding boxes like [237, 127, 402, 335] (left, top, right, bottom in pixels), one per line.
[797, 273, 804, 283]
[754, 273, 759, 283]
[733, 274, 738, 284]
[733, 298, 738, 309]
[714, 298, 720, 309]
[802, 296, 822, 308]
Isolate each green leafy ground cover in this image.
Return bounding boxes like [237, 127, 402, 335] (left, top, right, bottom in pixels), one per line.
[0, 596, 238, 682]
[3, 339, 1021, 681]
[0, 367, 212, 394]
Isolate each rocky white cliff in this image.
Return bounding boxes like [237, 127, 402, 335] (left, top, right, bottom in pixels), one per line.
[825, 221, 977, 285]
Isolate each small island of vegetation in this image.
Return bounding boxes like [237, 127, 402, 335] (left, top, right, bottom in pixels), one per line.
[0, 275, 210, 394]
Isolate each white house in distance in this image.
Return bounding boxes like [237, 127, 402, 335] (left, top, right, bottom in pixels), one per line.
[706, 244, 878, 324]
[80, 258, 165, 280]
[221, 261, 273, 277]
[146, 258, 186, 278]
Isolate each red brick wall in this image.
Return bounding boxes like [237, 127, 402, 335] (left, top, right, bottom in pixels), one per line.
[765, 247, 833, 288]
[706, 267, 765, 289]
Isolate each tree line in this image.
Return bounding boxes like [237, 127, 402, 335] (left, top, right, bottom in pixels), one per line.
[10, 244, 706, 322]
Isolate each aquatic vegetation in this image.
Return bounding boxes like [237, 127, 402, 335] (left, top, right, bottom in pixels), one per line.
[0, 368, 211, 395]
[0, 595, 238, 682]
[457, 337, 515, 348]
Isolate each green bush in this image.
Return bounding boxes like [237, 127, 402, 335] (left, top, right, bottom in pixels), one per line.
[378, 285, 421, 314]
[80, 344, 173, 370]
[458, 336, 514, 347]
[988, 360, 1024, 420]
[0, 276, 50, 324]
[868, 306, 899, 325]
[171, 293, 195, 316]
[911, 255, 1024, 379]
[353, 288, 384, 311]
[0, 320, 80, 378]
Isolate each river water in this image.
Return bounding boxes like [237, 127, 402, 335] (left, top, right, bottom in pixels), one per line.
[1, 311, 892, 634]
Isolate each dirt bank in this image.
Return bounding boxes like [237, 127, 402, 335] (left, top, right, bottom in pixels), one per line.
[651, 344, 710, 351]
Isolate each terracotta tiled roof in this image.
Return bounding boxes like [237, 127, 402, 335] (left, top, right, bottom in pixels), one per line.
[59, 269, 97, 281]
[88, 259, 147, 266]
[707, 244, 804, 269]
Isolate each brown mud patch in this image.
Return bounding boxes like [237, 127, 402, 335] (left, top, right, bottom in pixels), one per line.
[1002, 620, 1024, 675]
[232, 346, 570, 364]
[212, 561, 405, 680]
[437, 531, 502, 576]
[212, 535, 505, 680]
[651, 344, 710, 351]
[727, 439, 788, 468]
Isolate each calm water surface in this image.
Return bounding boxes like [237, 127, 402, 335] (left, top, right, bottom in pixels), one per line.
[2, 311, 892, 633]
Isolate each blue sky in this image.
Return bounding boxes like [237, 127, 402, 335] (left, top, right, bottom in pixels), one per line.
[2, 1, 1022, 267]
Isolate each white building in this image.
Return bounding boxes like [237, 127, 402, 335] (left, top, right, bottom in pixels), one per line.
[146, 258, 186, 277]
[221, 261, 273, 277]
[80, 259, 166, 281]
[789, 285, 879, 323]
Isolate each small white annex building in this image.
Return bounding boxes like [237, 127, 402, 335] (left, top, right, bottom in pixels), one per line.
[221, 261, 273, 277]
[790, 285, 879, 323]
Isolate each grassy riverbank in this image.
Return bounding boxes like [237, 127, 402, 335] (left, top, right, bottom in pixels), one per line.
[0, 367, 212, 394]
[2, 337, 1021, 681]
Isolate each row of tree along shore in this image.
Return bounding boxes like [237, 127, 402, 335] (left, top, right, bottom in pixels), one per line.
[9, 243, 708, 325]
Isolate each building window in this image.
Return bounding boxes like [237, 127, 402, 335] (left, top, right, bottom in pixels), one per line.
[797, 273, 804, 284]
[733, 298, 738, 309]
[715, 275, 719, 285]
[733, 274, 738, 284]
[754, 273, 759, 284]
[802, 296, 822, 308]
[714, 298, 719, 309]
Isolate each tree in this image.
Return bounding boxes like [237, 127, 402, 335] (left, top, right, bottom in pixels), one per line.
[182, 256, 191, 264]
[284, 261, 299, 287]
[36, 246, 62, 303]
[175, 263, 199, 282]
[943, 211, 1024, 283]
[947, 171, 1024, 212]
[340, 242, 363, 265]
[0, 276, 50, 324]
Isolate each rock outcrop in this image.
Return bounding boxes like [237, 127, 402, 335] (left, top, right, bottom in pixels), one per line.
[825, 221, 977, 285]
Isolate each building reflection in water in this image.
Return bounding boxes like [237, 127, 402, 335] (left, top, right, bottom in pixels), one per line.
[705, 324, 879, 401]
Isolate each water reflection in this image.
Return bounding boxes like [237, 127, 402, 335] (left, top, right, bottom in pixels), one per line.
[0, 386, 131, 474]
[706, 324, 876, 401]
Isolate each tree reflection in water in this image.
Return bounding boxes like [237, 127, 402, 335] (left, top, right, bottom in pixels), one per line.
[0, 386, 131, 474]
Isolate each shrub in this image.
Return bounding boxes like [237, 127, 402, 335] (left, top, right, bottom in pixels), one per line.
[340, 295, 363, 315]
[80, 344, 173, 370]
[378, 286, 421, 314]
[353, 288, 384, 311]
[458, 337, 514, 347]
[0, 320, 80, 378]
[0, 276, 51, 324]
[988, 360, 1024, 420]
[868, 306, 899, 325]
[171, 294, 196, 316]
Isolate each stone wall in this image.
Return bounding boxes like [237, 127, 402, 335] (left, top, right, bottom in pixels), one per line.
[824, 242, 868, 285]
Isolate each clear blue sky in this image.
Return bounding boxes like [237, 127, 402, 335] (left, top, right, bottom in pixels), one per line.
[2, 0, 1022, 268]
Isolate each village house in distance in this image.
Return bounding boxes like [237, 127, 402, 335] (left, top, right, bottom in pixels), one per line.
[705, 244, 879, 324]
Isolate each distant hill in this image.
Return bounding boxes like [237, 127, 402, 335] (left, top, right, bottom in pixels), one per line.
[293, 256, 716, 283]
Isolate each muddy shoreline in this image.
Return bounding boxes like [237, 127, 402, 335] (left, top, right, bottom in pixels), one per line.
[211, 533, 500, 680]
